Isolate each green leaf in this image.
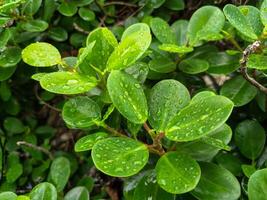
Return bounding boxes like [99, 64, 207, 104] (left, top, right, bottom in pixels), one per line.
[125, 62, 149, 83]
[164, 0, 184, 11]
[22, 42, 61, 67]
[191, 162, 241, 200]
[92, 137, 149, 177]
[260, 0, 267, 25]
[30, 182, 57, 200]
[158, 44, 193, 54]
[107, 70, 148, 124]
[6, 153, 23, 183]
[220, 75, 258, 107]
[248, 168, 267, 200]
[58, 2, 78, 17]
[223, 4, 258, 40]
[199, 135, 231, 151]
[75, 132, 108, 152]
[17, 195, 30, 200]
[22, 0, 42, 15]
[133, 170, 176, 200]
[0, 29, 11, 49]
[40, 72, 97, 95]
[234, 120, 266, 160]
[50, 157, 71, 192]
[215, 153, 242, 176]
[48, 27, 68, 42]
[148, 79, 190, 131]
[20, 19, 49, 32]
[179, 58, 209, 74]
[179, 124, 232, 161]
[247, 54, 267, 70]
[0, 47, 21, 68]
[242, 164, 256, 178]
[171, 20, 188, 46]
[188, 6, 225, 46]
[4, 117, 25, 134]
[85, 27, 118, 72]
[149, 57, 176, 73]
[156, 152, 201, 194]
[106, 23, 151, 71]
[64, 186, 89, 200]
[0, 192, 17, 200]
[63, 96, 101, 128]
[150, 17, 176, 44]
[165, 95, 234, 141]
[78, 7, 95, 21]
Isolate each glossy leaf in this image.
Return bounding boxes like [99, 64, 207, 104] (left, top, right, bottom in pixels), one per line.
[165, 95, 234, 141]
[179, 58, 209, 74]
[0, 192, 17, 200]
[22, 42, 61, 67]
[75, 132, 108, 152]
[0, 47, 21, 68]
[30, 182, 57, 200]
[191, 162, 241, 200]
[188, 6, 225, 46]
[223, 4, 258, 40]
[50, 157, 71, 192]
[64, 186, 89, 200]
[78, 7, 95, 21]
[40, 72, 97, 94]
[247, 54, 267, 70]
[260, 0, 267, 25]
[150, 17, 176, 44]
[148, 79, 190, 131]
[171, 20, 188, 46]
[92, 137, 149, 177]
[149, 57, 176, 73]
[20, 19, 48, 32]
[235, 120, 266, 160]
[58, 2, 77, 17]
[156, 152, 201, 194]
[63, 96, 101, 128]
[48, 27, 68, 42]
[164, 0, 184, 11]
[248, 168, 267, 200]
[106, 23, 151, 71]
[158, 44, 193, 54]
[220, 75, 257, 107]
[107, 70, 148, 124]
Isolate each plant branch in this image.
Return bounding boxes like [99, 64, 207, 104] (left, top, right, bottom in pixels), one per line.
[17, 141, 53, 160]
[99, 122, 127, 137]
[240, 41, 267, 94]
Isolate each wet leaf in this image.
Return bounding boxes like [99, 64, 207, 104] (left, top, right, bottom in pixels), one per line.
[64, 186, 89, 200]
[158, 44, 193, 54]
[0, 192, 17, 200]
[30, 182, 57, 200]
[0, 47, 21, 67]
[179, 58, 209, 74]
[248, 168, 267, 200]
[247, 54, 267, 70]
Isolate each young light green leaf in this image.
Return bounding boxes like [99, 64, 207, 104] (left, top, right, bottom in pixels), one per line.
[92, 137, 149, 177]
[247, 54, 267, 70]
[148, 79, 190, 131]
[223, 4, 258, 40]
[165, 95, 234, 141]
[242, 164, 256, 178]
[156, 152, 201, 194]
[64, 186, 89, 200]
[158, 44, 193, 54]
[248, 169, 267, 200]
[199, 135, 231, 151]
[50, 157, 71, 192]
[171, 20, 188, 46]
[191, 162, 241, 200]
[85, 27, 118, 72]
[63, 96, 101, 128]
[75, 132, 108, 152]
[106, 23, 151, 71]
[0, 192, 17, 200]
[107, 70, 148, 124]
[235, 120, 266, 160]
[22, 42, 61, 67]
[178, 58, 209, 74]
[188, 6, 225, 46]
[191, 91, 216, 103]
[30, 182, 57, 200]
[40, 72, 97, 94]
[150, 17, 177, 44]
[260, 0, 267, 25]
[220, 75, 257, 107]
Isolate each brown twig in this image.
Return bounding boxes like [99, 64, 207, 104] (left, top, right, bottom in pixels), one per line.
[240, 41, 267, 94]
[17, 141, 53, 160]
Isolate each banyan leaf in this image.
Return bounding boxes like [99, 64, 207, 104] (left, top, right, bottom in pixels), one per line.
[78, 7, 95, 21]
[107, 70, 148, 124]
[158, 44, 193, 54]
[247, 54, 267, 70]
[179, 58, 209, 74]
[220, 75, 258, 107]
[148, 79, 190, 132]
[191, 162, 241, 200]
[171, 19, 188, 46]
[106, 23, 151, 71]
[149, 57, 176, 73]
[58, 1, 78, 17]
[248, 168, 267, 200]
[187, 6, 225, 46]
[48, 27, 68, 42]
[165, 95, 234, 141]
[62, 96, 101, 128]
[30, 182, 57, 200]
[223, 4, 258, 40]
[20, 19, 49, 32]
[156, 152, 201, 194]
[0, 192, 17, 200]
[260, 0, 267, 25]
[235, 120, 266, 160]
[64, 186, 90, 200]
[74, 132, 108, 152]
[22, 42, 61, 67]
[0, 47, 21, 67]
[40, 72, 98, 95]
[92, 137, 149, 177]
[150, 17, 177, 44]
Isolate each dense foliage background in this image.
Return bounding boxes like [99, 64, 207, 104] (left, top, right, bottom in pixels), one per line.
[0, 0, 267, 199]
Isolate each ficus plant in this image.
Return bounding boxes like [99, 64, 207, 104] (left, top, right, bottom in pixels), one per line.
[1, 0, 267, 199]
